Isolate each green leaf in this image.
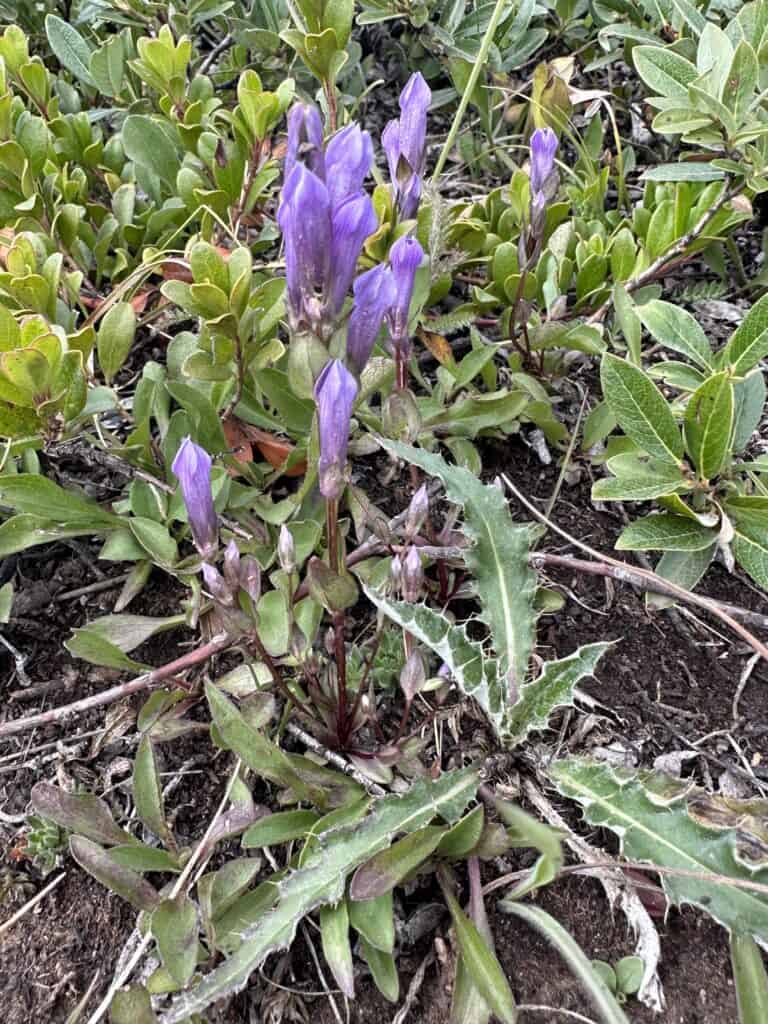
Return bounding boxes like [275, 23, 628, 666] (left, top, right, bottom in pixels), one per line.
[499, 901, 630, 1024]
[647, 544, 717, 609]
[320, 900, 354, 997]
[122, 115, 180, 187]
[30, 782, 134, 846]
[732, 370, 766, 453]
[732, 519, 768, 590]
[71, 613, 185, 655]
[109, 986, 158, 1024]
[161, 770, 478, 1023]
[612, 283, 641, 365]
[731, 933, 768, 1024]
[719, 294, 768, 375]
[350, 826, 445, 900]
[98, 301, 136, 383]
[109, 844, 181, 873]
[641, 163, 725, 182]
[376, 440, 536, 685]
[134, 736, 175, 851]
[549, 760, 768, 939]
[359, 938, 399, 1002]
[592, 467, 689, 502]
[45, 15, 95, 86]
[347, 891, 394, 953]
[0, 580, 13, 623]
[727, 41, 758, 121]
[600, 354, 683, 464]
[494, 800, 563, 899]
[241, 810, 321, 849]
[505, 642, 612, 747]
[152, 896, 199, 987]
[617, 513, 718, 552]
[437, 806, 485, 858]
[633, 45, 698, 101]
[129, 518, 178, 567]
[637, 299, 713, 369]
[65, 627, 148, 672]
[443, 883, 516, 1024]
[0, 474, 119, 525]
[683, 372, 734, 479]
[70, 835, 160, 911]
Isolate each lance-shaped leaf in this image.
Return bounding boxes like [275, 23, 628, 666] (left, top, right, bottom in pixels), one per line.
[31, 782, 134, 846]
[548, 759, 768, 939]
[376, 439, 536, 685]
[70, 836, 160, 911]
[320, 900, 355, 997]
[360, 938, 399, 1002]
[350, 825, 445, 900]
[683, 371, 734, 480]
[600, 354, 683, 465]
[134, 736, 176, 852]
[719, 293, 768, 375]
[152, 895, 199, 987]
[347, 891, 394, 953]
[160, 769, 478, 1023]
[731, 932, 768, 1024]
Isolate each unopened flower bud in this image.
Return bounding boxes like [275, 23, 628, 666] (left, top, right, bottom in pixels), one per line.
[202, 562, 234, 607]
[171, 436, 218, 559]
[390, 553, 403, 590]
[222, 539, 241, 590]
[400, 649, 426, 703]
[239, 556, 261, 603]
[278, 524, 296, 574]
[405, 483, 429, 539]
[402, 546, 423, 603]
[314, 359, 358, 500]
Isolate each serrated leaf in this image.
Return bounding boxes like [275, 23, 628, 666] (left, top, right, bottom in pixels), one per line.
[617, 513, 718, 552]
[683, 372, 734, 480]
[636, 299, 713, 369]
[152, 896, 199, 987]
[600, 354, 683, 464]
[505, 642, 612, 746]
[376, 440, 536, 685]
[548, 760, 768, 939]
[160, 770, 478, 1023]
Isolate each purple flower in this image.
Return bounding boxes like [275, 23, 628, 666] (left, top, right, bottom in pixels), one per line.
[328, 192, 378, 316]
[279, 104, 377, 329]
[386, 235, 423, 354]
[314, 359, 358, 500]
[202, 561, 234, 606]
[172, 436, 217, 559]
[278, 164, 332, 325]
[285, 103, 325, 183]
[529, 127, 558, 196]
[383, 72, 431, 219]
[346, 263, 397, 375]
[325, 124, 374, 208]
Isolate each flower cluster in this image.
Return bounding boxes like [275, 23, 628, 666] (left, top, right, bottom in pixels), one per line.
[278, 77, 433, 502]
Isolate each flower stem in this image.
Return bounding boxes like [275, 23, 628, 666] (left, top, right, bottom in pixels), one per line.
[326, 497, 349, 744]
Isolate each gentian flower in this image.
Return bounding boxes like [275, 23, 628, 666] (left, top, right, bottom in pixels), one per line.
[279, 104, 376, 332]
[314, 359, 358, 500]
[386, 235, 424, 356]
[529, 127, 558, 196]
[382, 72, 431, 220]
[346, 263, 397, 375]
[172, 436, 218, 559]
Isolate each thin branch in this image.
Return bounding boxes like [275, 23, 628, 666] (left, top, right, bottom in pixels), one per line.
[197, 32, 233, 76]
[0, 633, 233, 741]
[503, 474, 768, 664]
[285, 720, 386, 797]
[587, 181, 744, 324]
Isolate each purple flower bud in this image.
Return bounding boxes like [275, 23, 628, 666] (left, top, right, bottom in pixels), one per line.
[285, 102, 325, 183]
[386, 235, 423, 355]
[529, 127, 558, 195]
[400, 649, 426, 703]
[346, 263, 397, 375]
[222, 539, 241, 590]
[278, 164, 332, 325]
[239, 556, 261, 603]
[325, 123, 374, 208]
[402, 545, 423, 603]
[328, 192, 378, 316]
[172, 436, 218, 559]
[383, 72, 431, 219]
[278, 524, 296, 574]
[202, 561, 234, 606]
[405, 482, 429, 538]
[314, 359, 358, 500]
[390, 553, 402, 589]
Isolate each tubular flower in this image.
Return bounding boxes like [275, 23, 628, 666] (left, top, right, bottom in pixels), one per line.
[314, 359, 359, 500]
[382, 72, 431, 219]
[172, 437, 218, 559]
[529, 127, 558, 195]
[346, 263, 397, 375]
[386, 235, 424, 357]
[278, 104, 376, 331]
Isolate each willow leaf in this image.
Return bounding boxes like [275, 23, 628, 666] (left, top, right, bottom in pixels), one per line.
[549, 759, 768, 939]
[160, 769, 478, 1023]
[377, 439, 536, 684]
